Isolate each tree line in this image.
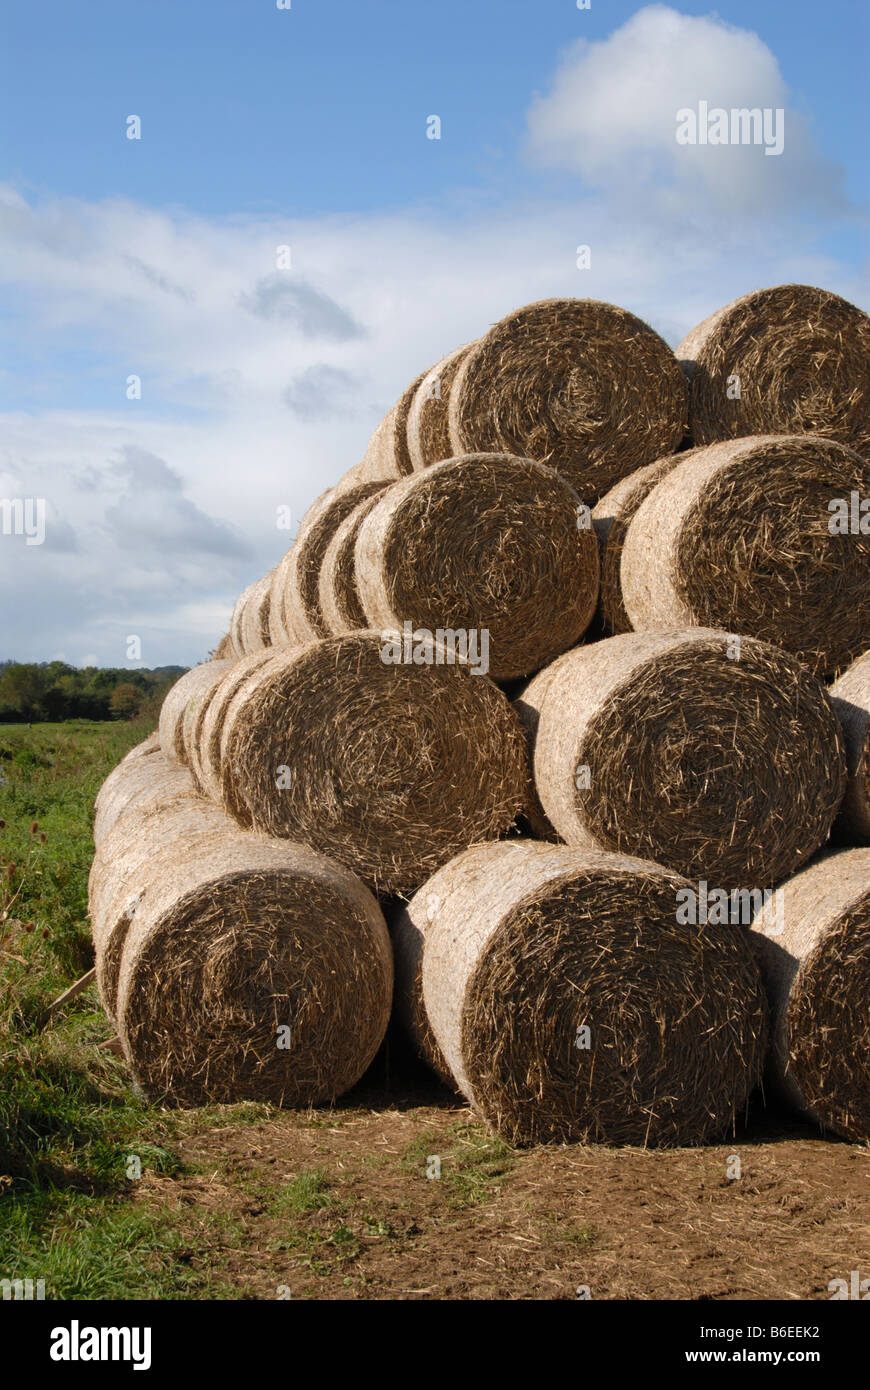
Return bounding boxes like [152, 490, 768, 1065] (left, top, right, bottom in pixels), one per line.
[0, 661, 187, 723]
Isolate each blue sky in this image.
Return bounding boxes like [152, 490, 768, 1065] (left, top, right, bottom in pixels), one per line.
[0, 1, 867, 665]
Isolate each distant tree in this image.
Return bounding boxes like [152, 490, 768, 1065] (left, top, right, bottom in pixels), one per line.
[109, 683, 144, 719]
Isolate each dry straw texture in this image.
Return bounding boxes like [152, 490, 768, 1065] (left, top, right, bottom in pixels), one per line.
[231, 574, 273, 657]
[219, 632, 529, 894]
[620, 434, 870, 677]
[158, 661, 234, 767]
[90, 792, 229, 1019]
[829, 651, 870, 843]
[318, 491, 386, 636]
[406, 343, 476, 470]
[677, 284, 870, 455]
[92, 745, 194, 848]
[415, 840, 766, 1146]
[269, 481, 386, 644]
[750, 848, 870, 1139]
[390, 904, 456, 1087]
[592, 453, 684, 634]
[213, 632, 237, 660]
[518, 629, 845, 890]
[447, 299, 687, 503]
[359, 406, 403, 484]
[113, 834, 393, 1106]
[195, 648, 281, 804]
[353, 453, 600, 681]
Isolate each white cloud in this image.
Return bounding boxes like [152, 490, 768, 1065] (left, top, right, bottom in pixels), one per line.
[0, 9, 865, 665]
[526, 5, 846, 214]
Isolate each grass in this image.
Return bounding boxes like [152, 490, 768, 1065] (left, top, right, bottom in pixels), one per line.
[0, 718, 227, 1298]
[401, 1120, 515, 1209]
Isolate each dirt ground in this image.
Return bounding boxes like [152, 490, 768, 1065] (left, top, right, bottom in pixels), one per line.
[132, 1046, 870, 1301]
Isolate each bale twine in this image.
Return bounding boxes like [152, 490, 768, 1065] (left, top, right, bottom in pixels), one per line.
[406, 343, 476, 470]
[414, 840, 766, 1146]
[619, 434, 870, 677]
[158, 660, 235, 767]
[113, 834, 393, 1106]
[447, 299, 687, 504]
[93, 749, 194, 848]
[522, 629, 845, 889]
[677, 284, 870, 455]
[829, 652, 870, 843]
[318, 491, 386, 636]
[269, 481, 387, 644]
[353, 453, 600, 681]
[592, 453, 683, 634]
[390, 905, 456, 1087]
[220, 632, 529, 894]
[195, 648, 281, 804]
[89, 793, 230, 1019]
[749, 847, 870, 1139]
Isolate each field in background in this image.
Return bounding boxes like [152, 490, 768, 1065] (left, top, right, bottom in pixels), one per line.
[1, 720, 869, 1300]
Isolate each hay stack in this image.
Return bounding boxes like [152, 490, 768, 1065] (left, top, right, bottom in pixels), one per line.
[230, 574, 273, 657]
[157, 660, 234, 767]
[359, 407, 403, 484]
[194, 648, 281, 803]
[447, 299, 687, 503]
[829, 652, 870, 843]
[406, 344, 476, 470]
[213, 632, 237, 660]
[518, 629, 845, 889]
[592, 453, 683, 634]
[90, 793, 230, 1018]
[677, 284, 870, 455]
[269, 481, 387, 644]
[390, 906, 456, 1087]
[620, 434, 870, 677]
[749, 848, 870, 1139]
[93, 748, 194, 848]
[353, 453, 599, 681]
[409, 840, 766, 1146]
[318, 491, 386, 636]
[219, 632, 529, 894]
[111, 833, 392, 1106]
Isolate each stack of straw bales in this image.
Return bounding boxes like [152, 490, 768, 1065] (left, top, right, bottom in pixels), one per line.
[92, 285, 870, 1145]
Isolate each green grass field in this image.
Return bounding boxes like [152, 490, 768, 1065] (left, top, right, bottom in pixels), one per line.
[0, 720, 238, 1298]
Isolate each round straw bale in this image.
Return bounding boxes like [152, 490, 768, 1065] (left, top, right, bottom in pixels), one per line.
[829, 652, 870, 843]
[749, 847, 870, 1139]
[406, 343, 476, 470]
[158, 660, 235, 767]
[113, 835, 393, 1106]
[677, 284, 870, 454]
[318, 491, 386, 636]
[359, 406, 403, 484]
[592, 453, 684, 634]
[93, 750, 194, 848]
[620, 434, 870, 677]
[90, 793, 230, 1019]
[447, 299, 687, 503]
[195, 648, 281, 804]
[231, 575, 273, 657]
[220, 632, 529, 894]
[414, 840, 765, 1145]
[524, 629, 846, 889]
[513, 650, 579, 840]
[270, 481, 387, 644]
[390, 905, 456, 1087]
[213, 632, 237, 660]
[354, 453, 600, 681]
